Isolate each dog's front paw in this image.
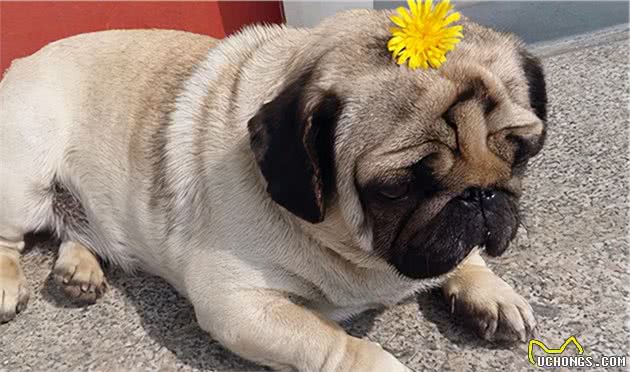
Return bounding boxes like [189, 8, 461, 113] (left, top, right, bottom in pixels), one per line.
[443, 269, 536, 342]
[52, 242, 107, 303]
[0, 249, 30, 323]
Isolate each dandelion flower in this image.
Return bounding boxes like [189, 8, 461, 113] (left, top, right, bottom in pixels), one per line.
[388, 0, 464, 69]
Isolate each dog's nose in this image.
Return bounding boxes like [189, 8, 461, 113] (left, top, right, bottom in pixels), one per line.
[460, 187, 496, 203]
[480, 188, 496, 200]
[460, 187, 479, 202]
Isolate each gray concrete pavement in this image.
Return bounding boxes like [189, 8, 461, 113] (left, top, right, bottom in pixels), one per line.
[1, 27, 629, 372]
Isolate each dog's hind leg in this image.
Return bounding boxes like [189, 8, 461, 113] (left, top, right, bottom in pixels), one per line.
[0, 178, 42, 323]
[0, 236, 30, 323]
[52, 241, 107, 303]
[0, 186, 51, 322]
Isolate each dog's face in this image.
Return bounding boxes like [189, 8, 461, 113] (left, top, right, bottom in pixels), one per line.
[248, 10, 547, 280]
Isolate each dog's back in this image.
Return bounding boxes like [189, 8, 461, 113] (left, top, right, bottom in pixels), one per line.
[0, 30, 217, 269]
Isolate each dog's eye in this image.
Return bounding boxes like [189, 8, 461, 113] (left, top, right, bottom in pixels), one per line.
[378, 184, 409, 200]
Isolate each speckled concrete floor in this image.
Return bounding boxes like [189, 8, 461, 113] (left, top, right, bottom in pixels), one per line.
[1, 27, 628, 372]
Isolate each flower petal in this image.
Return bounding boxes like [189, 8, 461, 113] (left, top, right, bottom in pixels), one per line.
[397, 42, 408, 54]
[425, 0, 433, 14]
[387, 0, 464, 70]
[434, 2, 449, 20]
[391, 15, 406, 28]
[398, 50, 411, 65]
[408, 55, 419, 69]
[397, 7, 413, 24]
[390, 28, 406, 36]
[407, 0, 418, 18]
[388, 35, 403, 45]
[443, 12, 461, 26]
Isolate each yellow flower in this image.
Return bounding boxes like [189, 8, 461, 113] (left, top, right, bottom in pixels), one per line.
[388, 0, 464, 69]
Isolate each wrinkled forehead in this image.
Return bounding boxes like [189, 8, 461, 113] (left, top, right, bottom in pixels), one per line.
[324, 18, 536, 177]
[338, 68, 539, 188]
[333, 68, 455, 156]
[337, 64, 509, 142]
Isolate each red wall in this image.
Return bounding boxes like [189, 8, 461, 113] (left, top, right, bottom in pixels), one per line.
[0, 1, 284, 73]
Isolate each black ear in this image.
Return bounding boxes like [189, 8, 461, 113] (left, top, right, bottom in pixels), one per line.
[247, 72, 341, 223]
[520, 49, 548, 121]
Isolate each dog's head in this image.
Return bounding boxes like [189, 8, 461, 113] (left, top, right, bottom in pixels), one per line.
[248, 10, 547, 279]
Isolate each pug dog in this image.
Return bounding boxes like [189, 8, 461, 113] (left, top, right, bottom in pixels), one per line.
[0, 9, 546, 372]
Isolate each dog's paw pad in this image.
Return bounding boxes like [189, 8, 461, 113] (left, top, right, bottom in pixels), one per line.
[0, 254, 30, 323]
[444, 270, 536, 342]
[52, 242, 107, 303]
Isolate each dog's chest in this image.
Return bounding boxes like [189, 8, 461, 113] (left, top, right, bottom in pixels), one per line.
[293, 262, 427, 322]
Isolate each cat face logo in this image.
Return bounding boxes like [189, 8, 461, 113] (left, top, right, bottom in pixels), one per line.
[528, 336, 584, 365]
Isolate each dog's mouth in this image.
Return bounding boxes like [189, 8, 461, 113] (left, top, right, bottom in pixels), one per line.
[391, 189, 519, 279]
[478, 191, 520, 257]
[455, 187, 520, 258]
